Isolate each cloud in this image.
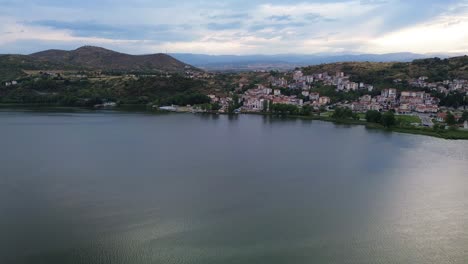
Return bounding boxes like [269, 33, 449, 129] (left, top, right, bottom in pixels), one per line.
[206, 13, 250, 20]
[0, 0, 467, 55]
[360, 0, 389, 5]
[206, 22, 243, 30]
[268, 15, 292, 22]
[370, 8, 468, 53]
[303, 13, 338, 22]
[26, 20, 197, 42]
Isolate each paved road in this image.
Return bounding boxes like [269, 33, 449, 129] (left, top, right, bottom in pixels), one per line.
[419, 114, 434, 127]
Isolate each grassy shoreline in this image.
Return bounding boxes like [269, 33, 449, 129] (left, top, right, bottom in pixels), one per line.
[246, 112, 468, 140]
[1, 104, 467, 140]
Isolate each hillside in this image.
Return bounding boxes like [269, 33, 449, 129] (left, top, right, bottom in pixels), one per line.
[0, 54, 76, 82]
[0, 46, 196, 82]
[302, 56, 468, 85]
[30, 46, 194, 72]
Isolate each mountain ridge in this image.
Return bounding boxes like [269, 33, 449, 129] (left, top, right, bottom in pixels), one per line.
[0, 46, 195, 82]
[28, 46, 194, 72]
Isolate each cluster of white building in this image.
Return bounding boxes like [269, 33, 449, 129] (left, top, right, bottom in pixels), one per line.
[350, 88, 440, 113]
[271, 70, 375, 93]
[215, 71, 465, 115]
[408, 77, 468, 95]
[239, 85, 331, 112]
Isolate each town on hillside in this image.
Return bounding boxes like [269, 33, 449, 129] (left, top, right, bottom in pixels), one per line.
[2, 58, 468, 131]
[206, 69, 468, 129]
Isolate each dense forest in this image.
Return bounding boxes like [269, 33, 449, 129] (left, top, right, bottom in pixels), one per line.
[0, 75, 216, 106]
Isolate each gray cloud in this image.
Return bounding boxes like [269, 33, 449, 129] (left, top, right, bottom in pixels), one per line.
[304, 13, 338, 22]
[0, 0, 466, 54]
[206, 21, 244, 30]
[26, 20, 197, 42]
[268, 15, 292, 21]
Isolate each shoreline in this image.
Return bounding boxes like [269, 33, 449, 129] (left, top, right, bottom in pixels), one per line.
[1, 104, 467, 140]
[259, 113, 468, 140]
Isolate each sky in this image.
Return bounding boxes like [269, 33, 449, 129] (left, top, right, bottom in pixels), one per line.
[0, 0, 467, 55]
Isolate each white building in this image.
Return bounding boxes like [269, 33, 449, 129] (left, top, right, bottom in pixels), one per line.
[309, 93, 320, 101]
[293, 71, 304, 81]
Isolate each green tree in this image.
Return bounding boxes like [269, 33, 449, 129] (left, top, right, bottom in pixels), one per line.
[270, 103, 299, 115]
[211, 102, 221, 111]
[227, 101, 237, 114]
[262, 100, 269, 113]
[318, 106, 326, 116]
[433, 124, 445, 132]
[301, 105, 312, 116]
[332, 107, 356, 119]
[381, 111, 396, 128]
[445, 112, 457, 126]
[365, 110, 382, 123]
[460, 111, 468, 123]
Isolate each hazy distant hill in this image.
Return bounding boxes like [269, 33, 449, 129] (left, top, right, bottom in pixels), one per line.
[171, 52, 458, 71]
[0, 46, 195, 82]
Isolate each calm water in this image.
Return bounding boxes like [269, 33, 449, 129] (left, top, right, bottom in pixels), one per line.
[1, 110, 467, 264]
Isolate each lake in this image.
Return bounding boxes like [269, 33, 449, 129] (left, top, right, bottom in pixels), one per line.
[1, 109, 467, 264]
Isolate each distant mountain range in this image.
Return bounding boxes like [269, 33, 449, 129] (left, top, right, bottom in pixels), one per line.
[170, 52, 464, 71]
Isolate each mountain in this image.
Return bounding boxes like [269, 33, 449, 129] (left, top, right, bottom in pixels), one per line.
[30, 46, 194, 72]
[171, 52, 460, 71]
[0, 46, 195, 82]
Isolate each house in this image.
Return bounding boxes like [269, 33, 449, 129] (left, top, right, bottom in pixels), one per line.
[208, 94, 218, 102]
[351, 102, 369, 112]
[397, 104, 411, 114]
[304, 76, 314, 83]
[309, 93, 320, 101]
[381, 88, 397, 98]
[369, 103, 382, 111]
[244, 97, 265, 111]
[289, 98, 304, 106]
[293, 71, 303, 81]
[263, 88, 273, 95]
[436, 112, 447, 122]
[464, 121, 468, 129]
[318, 97, 331, 105]
[274, 89, 281, 96]
[346, 82, 359, 91]
[302, 91, 310, 97]
[359, 95, 372, 103]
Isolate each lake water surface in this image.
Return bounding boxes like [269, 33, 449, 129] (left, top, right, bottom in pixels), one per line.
[1, 110, 467, 264]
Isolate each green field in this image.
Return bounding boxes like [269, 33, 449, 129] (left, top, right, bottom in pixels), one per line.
[396, 115, 422, 125]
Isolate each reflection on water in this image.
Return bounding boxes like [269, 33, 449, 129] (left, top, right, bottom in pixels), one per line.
[0, 111, 467, 264]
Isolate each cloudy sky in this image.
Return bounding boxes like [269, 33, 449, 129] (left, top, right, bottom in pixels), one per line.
[0, 0, 467, 55]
